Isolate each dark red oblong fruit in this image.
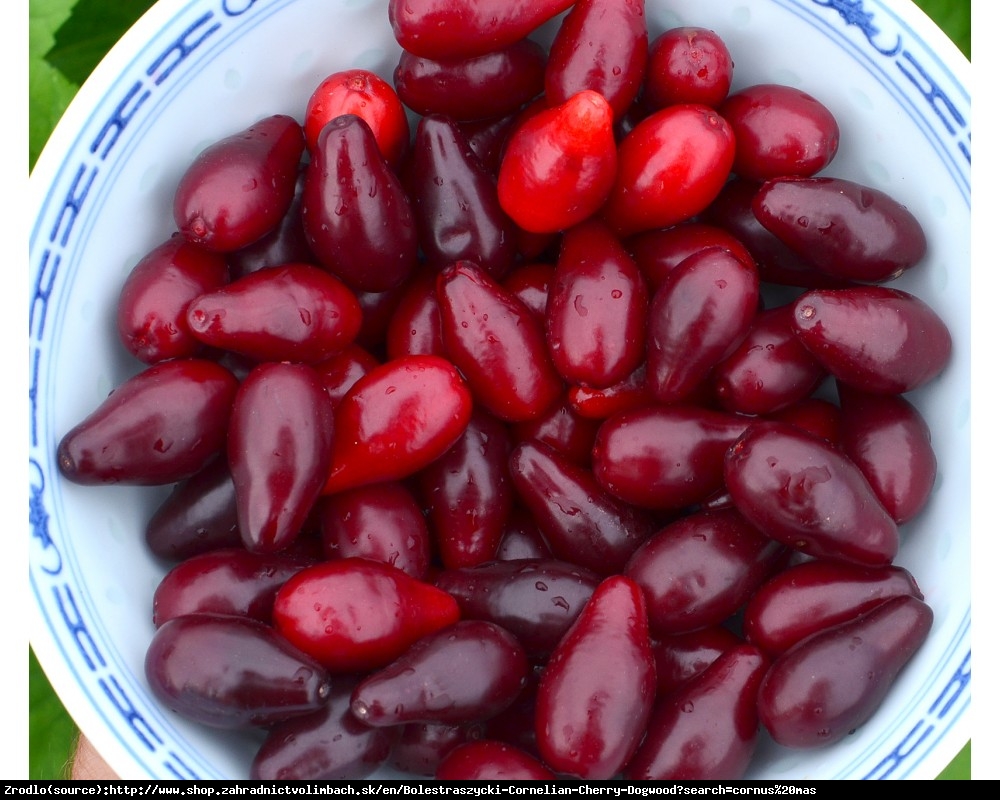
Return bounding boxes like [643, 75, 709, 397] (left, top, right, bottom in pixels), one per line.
[627, 221, 754, 290]
[318, 481, 431, 580]
[407, 114, 517, 277]
[301, 113, 418, 293]
[116, 235, 229, 364]
[837, 383, 937, 523]
[57, 359, 238, 486]
[509, 440, 657, 576]
[545, 219, 648, 389]
[186, 263, 363, 364]
[144, 613, 332, 729]
[752, 176, 927, 283]
[624, 508, 786, 636]
[152, 547, 314, 627]
[757, 595, 933, 748]
[742, 560, 924, 659]
[623, 644, 768, 780]
[144, 456, 242, 561]
[791, 286, 952, 394]
[535, 575, 656, 779]
[497, 90, 618, 234]
[272, 558, 461, 674]
[251, 679, 400, 780]
[711, 303, 826, 415]
[350, 620, 529, 727]
[173, 114, 304, 252]
[417, 408, 514, 570]
[394, 39, 546, 122]
[652, 626, 743, 697]
[603, 103, 735, 237]
[437, 261, 563, 423]
[388, 0, 575, 60]
[724, 420, 899, 566]
[434, 558, 601, 658]
[321, 354, 474, 495]
[544, 0, 648, 119]
[436, 741, 554, 780]
[720, 83, 840, 180]
[592, 404, 750, 511]
[645, 246, 759, 405]
[227, 362, 334, 553]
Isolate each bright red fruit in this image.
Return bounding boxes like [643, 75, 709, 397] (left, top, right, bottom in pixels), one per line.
[497, 90, 617, 234]
[272, 558, 461, 673]
[322, 355, 474, 494]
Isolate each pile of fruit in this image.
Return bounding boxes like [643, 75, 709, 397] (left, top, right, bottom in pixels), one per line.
[57, 0, 948, 780]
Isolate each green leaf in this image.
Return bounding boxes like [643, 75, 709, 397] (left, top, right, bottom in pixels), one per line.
[45, 0, 159, 88]
[29, 649, 77, 780]
[28, 0, 79, 170]
[912, 0, 971, 59]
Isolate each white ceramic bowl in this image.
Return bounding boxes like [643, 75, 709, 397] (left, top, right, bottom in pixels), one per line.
[29, 0, 971, 781]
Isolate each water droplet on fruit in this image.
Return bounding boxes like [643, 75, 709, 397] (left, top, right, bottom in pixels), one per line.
[535, 581, 548, 592]
[681, 701, 694, 713]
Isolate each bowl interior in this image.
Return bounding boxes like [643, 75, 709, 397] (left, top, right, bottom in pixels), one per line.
[29, 0, 971, 780]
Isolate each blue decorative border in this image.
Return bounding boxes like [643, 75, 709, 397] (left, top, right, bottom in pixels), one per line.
[29, 0, 971, 781]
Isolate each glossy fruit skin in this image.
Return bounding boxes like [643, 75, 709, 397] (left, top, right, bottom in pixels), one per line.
[742, 560, 924, 659]
[837, 383, 937, 523]
[544, 0, 648, 119]
[720, 84, 840, 180]
[313, 343, 381, 408]
[753, 177, 927, 283]
[436, 741, 555, 780]
[512, 398, 601, 467]
[546, 220, 649, 388]
[711, 304, 826, 415]
[272, 558, 461, 674]
[643, 27, 734, 110]
[408, 115, 517, 277]
[791, 286, 952, 394]
[301, 114, 418, 293]
[388, 0, 575, 60]
[535, 575, 656, 779]
[757, 595, 933, 747]
[703, 178, 852, 289]
[497, 90, 618, 234]
[350, 620, 529, 726]
[317, 481, 431, 579]
[623, 644, 768, 780]
[303, 69, 409, 167]
[434, 558, 601, 658]
[417, 408, 514, 569]
[603, 103, 735, 237]
[116, 235, 229, 364]
[394, 39, 546, 122]
[627, 221, 754, 290]
[392, 722, 484, 777]
[152, 547, 314, 627]
[173, 115, 304, 252]
[144, 457, 242, 561]
[567, 364, 656, 421]
[652, 626, 743, 696]
[624, 508, 787, 636]
[509, 441, 657, 576]
[228, 362, 334, 553]
[57, 359, 238, 486]
[144, 613, 332, 729]
[437, 262, 563, 423]
[251, 679, 400, 780]
[322, 354, 474, 494]
[384, 269, 447, 359]
[593, 405, 750, 510]
[724, 420, 899, 566]
[186, 264, 363, 364]
[645, 246, 759, 404]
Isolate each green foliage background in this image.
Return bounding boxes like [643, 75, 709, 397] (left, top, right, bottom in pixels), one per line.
[26, 0, 972, 781]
